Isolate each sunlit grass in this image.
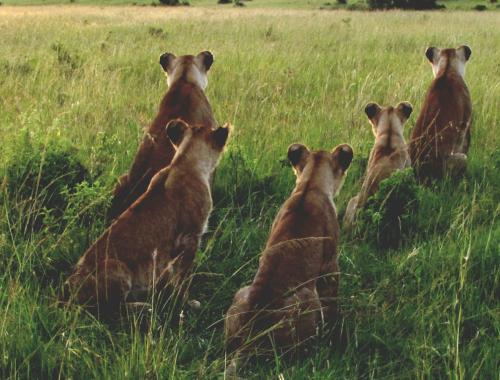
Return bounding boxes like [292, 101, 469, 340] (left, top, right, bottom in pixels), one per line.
[0, 5, 499, 379]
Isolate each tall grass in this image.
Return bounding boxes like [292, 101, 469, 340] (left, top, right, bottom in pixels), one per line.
[0, 5, 499, 379]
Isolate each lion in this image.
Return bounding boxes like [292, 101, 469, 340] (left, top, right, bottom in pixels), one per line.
[108, 51, 217, 220]
[62, 120, 230, 315]
[409, 45, 472, 181]
[344, 102, 412, 229]
[224, 142, 353, 376]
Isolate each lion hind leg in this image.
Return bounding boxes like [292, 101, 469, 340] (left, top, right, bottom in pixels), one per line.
[94, 259, 133, 312]
[155, 235, 200, 304]
[445, 153, 468, 179]
[343, 194, 359, 230]
[63, 271, 98, 306]
[63, 258, 132, 311]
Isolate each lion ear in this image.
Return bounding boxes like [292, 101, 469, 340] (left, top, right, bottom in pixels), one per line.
[212, 123, 231, 149]
[196, 51, 214, 71]
[287, 144, 310, 172]
[166, 119, 188, 146]
[159, 52, 176, 73]
[425, 47, 439, 63]
[457, 45, 472, 62]
[396, 101, 413, 122]
[333, 144, 354, 172]
[364, 102, 381, 121]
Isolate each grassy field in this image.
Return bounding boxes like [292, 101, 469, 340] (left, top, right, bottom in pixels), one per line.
[1, 4, 499, 379]
[2, 0, 500, 11]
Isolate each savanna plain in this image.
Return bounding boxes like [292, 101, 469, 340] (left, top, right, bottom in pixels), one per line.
[0, 3, 499, 379]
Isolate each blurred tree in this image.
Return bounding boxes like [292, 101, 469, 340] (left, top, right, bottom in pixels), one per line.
[368, 0, 441, 9]
[159, 0, 180, 4]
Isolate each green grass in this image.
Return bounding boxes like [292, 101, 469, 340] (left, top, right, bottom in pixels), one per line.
[0, 5, 499, 379]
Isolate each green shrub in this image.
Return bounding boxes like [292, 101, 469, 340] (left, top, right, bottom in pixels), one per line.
[473, 4, 488, 11]
[62, 180, 110, 229]
[357, 168, 420, 248]
[41, 180, 111, 282]
[2, 134, 91, 234]
[212, 148, 286, 220]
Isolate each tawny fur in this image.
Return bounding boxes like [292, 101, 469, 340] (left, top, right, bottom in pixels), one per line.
[224, 143, 353, 374]
[409, 46, 472, 181]
[108, 51, 217, 220]
[63, 120, 230, 313]
[344, 102, 412, 229]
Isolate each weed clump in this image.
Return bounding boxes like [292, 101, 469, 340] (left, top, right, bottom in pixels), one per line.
[0, 60, 32, 77]
[148, 27, 167, 38]
[2, 134, 91, 233]
[50, 43, 82, 74]
[357, 168, 419, 248]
